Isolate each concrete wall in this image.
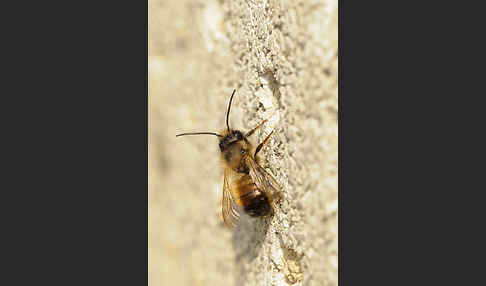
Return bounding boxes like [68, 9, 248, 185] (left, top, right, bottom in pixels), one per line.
[149, 0, 337, 285]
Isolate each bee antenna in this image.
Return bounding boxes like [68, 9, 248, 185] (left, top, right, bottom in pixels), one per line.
[226, 89, 237, 133]
[176, 132, 223, 137]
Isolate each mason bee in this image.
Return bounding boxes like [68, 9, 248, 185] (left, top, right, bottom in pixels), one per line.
[176, 89, 282, 228]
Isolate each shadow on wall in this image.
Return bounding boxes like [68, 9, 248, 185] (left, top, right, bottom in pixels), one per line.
[231, 214, 271, 282]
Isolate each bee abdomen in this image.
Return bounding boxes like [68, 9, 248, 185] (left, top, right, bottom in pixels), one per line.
[236, 187, 269, 218]
[242, 191, 271, 217]
[236, 175, 271, 217]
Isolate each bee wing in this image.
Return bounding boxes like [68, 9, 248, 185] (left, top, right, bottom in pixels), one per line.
[246, 156, 282, 200]
[222, 168, 241, 228]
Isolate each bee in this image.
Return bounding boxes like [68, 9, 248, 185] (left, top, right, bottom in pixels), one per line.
[176, 89, 282, 227]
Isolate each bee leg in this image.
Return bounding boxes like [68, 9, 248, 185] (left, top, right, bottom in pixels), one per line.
[254, 130, 274, 157]
[245, 119, 268, 137]
[274, 192, 284, 205]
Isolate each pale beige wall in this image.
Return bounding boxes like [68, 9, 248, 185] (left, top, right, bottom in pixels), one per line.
[149, 1, 337, 285]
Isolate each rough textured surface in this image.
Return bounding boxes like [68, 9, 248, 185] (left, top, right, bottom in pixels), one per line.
[149, 0, 337, 285]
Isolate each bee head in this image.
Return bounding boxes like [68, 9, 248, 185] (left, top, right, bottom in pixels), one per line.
[219, 130, 244, 152]
[219, 130, 250, 172]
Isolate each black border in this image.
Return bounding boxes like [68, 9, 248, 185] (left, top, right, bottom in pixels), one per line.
[339, 1, 476, 284]
[6, 1, 148, 284]
[340, 0, 423, 282]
